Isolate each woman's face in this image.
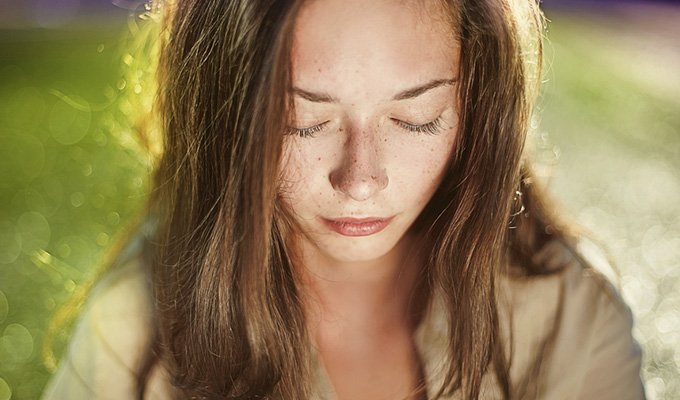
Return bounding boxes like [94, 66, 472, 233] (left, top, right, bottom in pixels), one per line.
[280, 0, 460, 263]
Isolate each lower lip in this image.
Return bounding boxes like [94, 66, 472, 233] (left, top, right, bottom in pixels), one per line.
[322, 217, 393, 237]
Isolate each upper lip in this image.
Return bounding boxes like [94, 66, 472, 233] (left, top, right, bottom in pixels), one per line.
[324, 216, 391, 223]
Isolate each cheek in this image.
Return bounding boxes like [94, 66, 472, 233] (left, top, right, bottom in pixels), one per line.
[388, 134, 456, 201]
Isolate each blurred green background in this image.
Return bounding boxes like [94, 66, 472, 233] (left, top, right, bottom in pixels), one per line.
[1, 2, 679, 400]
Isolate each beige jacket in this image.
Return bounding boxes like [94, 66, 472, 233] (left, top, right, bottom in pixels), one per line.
[42, 243, 646, 399]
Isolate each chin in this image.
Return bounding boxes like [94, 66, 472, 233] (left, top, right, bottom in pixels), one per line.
[313, 234, 404, 264]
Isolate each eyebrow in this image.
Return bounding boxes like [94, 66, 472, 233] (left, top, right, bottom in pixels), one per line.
[291, 78, 456, 103]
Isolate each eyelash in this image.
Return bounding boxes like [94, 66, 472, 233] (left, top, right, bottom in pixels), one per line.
[288, 122, 329, 138]
[287, 117, 443, 138]
[391, 117, 443, 135]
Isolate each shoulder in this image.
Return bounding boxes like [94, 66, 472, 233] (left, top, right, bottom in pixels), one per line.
[41, 256, 172, 400]
[500, 237, 635, 334]
[499, 238, 646, 399]
[84, 258, 155, 369]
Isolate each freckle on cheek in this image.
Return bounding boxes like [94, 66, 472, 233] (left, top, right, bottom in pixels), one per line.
[317, 157, 321, 161]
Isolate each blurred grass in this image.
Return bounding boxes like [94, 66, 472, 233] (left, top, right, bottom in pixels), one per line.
[1, 6, 679, 400]
[0, 25, 151, 400]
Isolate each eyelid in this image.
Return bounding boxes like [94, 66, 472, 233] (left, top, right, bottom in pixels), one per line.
[287, 121, 329, 138]
[288, 115, 445, 138]
[390, 117, 443, 135]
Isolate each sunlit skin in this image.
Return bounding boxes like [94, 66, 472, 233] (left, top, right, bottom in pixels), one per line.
[278, 0, 460, 398]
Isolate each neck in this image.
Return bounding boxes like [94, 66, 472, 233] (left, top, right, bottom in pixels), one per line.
[296, 232, 427, 340]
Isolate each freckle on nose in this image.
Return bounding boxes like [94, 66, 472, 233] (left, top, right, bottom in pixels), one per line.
[317, 157, 321, 161]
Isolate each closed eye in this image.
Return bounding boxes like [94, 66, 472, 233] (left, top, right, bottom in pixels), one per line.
[391, 117, 443, 135]
[287, 121, 329, 138]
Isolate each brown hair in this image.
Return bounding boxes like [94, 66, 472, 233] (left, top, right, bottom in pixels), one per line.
[139, 0, 570, 399]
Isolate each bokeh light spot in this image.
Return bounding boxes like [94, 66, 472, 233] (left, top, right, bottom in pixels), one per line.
[70, 192, 85, 208]
[622, 275, 657, 316]
[96, 232, 110, 247]
[647, 376, 666, 399]
[117, 79, 127, 91]
[0, 324, 34, 364]
[59, 235, 89, 266]
[0, 377, 10, 400]
[0, 291, 8, 324]
[49, 96, 91, 145]
[68, 146, 86, 162]
[17, 212, 51, 255]
[122, 53, 134, 66]
[45, 297, 56, 311]
[94, 129, 108, 146]
[82, 163, 93, 177]
[57, 242, 71, 259]
[64, 280, 76, 293]
[0, 221, 22, 265]
[107, 212, 121, 226]
[654, 313, 680, 335]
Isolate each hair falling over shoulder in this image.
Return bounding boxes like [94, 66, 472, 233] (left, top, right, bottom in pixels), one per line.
[134, 0, 573, 399]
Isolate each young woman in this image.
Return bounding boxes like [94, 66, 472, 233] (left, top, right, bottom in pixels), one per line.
[42, 0, 646, 399]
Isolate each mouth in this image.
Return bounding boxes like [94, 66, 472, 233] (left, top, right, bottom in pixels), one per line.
[321, 216, 394, 237]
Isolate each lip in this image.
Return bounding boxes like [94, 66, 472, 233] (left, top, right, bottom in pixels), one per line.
[321, 216, 394, 237]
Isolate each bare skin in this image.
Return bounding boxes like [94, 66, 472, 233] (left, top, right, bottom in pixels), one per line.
[301, 233, 428, 399]
[281, 0, 460, 398]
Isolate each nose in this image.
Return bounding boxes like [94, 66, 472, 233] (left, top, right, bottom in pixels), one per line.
[329, 127, 389, 201]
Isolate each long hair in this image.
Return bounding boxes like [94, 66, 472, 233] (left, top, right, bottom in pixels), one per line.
[139, 0, 568, 399]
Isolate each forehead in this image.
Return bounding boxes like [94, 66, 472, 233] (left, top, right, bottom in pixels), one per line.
[291, 0, 459, 102]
